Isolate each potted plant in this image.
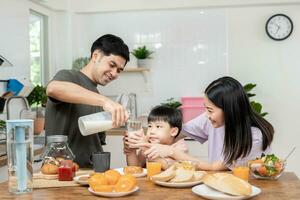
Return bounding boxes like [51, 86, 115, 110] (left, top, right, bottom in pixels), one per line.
[243, 83, 268, 117]
[161, 98, 182, 109]
[72, 57, 90, 71]
[131, 45, 154, 68]
[26, 85, 47, 134]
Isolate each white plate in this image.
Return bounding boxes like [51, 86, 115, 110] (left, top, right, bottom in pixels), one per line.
[192, 184, 261, 200]
[73, 174, 89, 185]
[88, 186, 139, 197]
[153, 180, 203, 188]
[114, 168, 147, 178]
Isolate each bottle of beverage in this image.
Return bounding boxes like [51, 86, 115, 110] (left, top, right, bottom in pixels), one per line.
[6, 119, 34, 194]
[78, 111, 113, 136]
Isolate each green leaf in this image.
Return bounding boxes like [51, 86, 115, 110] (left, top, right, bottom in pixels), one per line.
[247, 93, 256, 98]
[251, 101, 262, 114]
[243, 83, 257, 93]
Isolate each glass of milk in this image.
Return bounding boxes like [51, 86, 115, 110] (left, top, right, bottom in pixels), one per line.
[78, 111, 113, 136]
[126, 120, 142, 148]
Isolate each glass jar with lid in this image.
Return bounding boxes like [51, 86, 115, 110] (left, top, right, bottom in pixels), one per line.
[42, 135, 75, 162]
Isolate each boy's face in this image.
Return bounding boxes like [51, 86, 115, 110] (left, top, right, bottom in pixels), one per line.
[146, 121, 178, 145]
[91, 50, 126, 86]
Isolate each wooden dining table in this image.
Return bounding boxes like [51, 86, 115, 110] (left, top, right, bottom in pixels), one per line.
[0, 172, 300, 199]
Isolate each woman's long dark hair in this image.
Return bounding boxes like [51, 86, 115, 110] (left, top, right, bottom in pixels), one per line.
[205, 76, 274, 165]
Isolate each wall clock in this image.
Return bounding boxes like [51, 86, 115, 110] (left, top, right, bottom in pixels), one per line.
[265, 14, 293, 41]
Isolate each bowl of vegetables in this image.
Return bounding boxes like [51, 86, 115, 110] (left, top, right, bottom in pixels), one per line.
[249, 154, 286, 180]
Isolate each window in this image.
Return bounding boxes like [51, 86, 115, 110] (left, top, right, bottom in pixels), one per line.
[29, 10, 48, 86]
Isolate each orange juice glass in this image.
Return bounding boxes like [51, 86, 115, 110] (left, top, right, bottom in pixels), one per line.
[232, 166, 250, 182]
[146, 161, 162, 180]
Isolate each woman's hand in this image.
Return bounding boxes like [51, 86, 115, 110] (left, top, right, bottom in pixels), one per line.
[135, 143, 174, 160]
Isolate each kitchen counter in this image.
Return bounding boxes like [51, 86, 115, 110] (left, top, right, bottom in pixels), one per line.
[0, 172, 299, 199]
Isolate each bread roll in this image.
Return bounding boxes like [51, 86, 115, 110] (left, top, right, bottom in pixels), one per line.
[41, 163, 59, 175]
[123, 166, 143, 174]
[203, 173, 252, 196]
[152, 165, 176, 182]
[169, 168, 194, 183]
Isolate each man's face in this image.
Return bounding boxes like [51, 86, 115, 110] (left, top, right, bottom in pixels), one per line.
[91, 50, 126, 86]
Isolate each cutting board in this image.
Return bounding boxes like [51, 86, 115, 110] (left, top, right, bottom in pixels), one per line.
[33, 169, 94, 188]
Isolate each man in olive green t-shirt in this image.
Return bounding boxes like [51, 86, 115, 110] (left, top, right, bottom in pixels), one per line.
[45, 34, 129, 167]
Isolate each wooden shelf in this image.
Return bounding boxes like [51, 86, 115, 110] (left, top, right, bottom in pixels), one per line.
[124, 68, 149, 72]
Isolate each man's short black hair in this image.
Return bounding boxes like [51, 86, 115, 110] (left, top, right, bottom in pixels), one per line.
[91, 34, 130, 65]
[148, 105, 182, 137]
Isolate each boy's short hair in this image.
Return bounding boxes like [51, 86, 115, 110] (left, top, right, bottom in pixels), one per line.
[91, 34, 130, 65]
[148, 105, 182, 137]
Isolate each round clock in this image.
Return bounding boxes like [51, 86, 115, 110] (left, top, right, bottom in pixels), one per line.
[265, 14, 293, 41]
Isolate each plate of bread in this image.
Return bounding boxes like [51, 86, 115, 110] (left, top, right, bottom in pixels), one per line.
[115, 166, 147, 178]
[151, 161, 207, 188]
[192, 173, 261, 200]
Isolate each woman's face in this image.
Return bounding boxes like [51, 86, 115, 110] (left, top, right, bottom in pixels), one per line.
[204, 95, 225, 128]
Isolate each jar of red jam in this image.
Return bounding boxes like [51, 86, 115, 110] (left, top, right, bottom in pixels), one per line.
[58, 160, 75, 181]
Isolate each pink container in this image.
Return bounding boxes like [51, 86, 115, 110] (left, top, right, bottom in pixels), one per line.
[181, 97, 204, 107]
[181, 106, 206, 123]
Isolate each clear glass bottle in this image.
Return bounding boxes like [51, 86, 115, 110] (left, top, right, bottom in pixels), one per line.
[42, 135, 75, 162]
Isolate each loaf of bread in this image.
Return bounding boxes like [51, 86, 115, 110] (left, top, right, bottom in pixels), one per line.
[152, 165, 176, 182]
[202, 173, 252, 196]
[41, 163, 59, 175]
[123, 166, 143, 174]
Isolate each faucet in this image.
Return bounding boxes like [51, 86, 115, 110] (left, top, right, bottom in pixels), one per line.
[6, 96, 30, 120]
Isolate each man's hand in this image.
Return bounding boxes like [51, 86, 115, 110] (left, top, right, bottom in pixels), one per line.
[103, 98, 129, 127]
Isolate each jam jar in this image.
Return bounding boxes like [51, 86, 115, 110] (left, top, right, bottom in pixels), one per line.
[42, 135, 76, 181]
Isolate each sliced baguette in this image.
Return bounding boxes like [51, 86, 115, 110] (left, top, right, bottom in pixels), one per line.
[192, 171, 207, 181]
[152, 165, 176, 182]
[203, 173, 252, 196]
[169, 168, 194, 183]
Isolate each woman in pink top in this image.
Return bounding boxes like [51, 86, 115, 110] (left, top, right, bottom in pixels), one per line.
[137, 77, 274, 171]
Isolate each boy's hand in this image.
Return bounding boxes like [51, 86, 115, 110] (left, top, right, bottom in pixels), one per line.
[135, 143, 174, 160]
[127, 129, 147, 147]
[123, 132, 136, 155]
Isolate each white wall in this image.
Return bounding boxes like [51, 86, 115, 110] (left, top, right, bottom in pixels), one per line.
[0, 0, 30, 94]
[72, 10, 227, 115]
[227, 5, 300, 177]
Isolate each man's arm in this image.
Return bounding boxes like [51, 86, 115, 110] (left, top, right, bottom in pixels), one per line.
[47, 80, 128, 127]
[47, 80, 108, 106]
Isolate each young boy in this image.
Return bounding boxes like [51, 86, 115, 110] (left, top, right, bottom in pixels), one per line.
[123, 105, 188, 170]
